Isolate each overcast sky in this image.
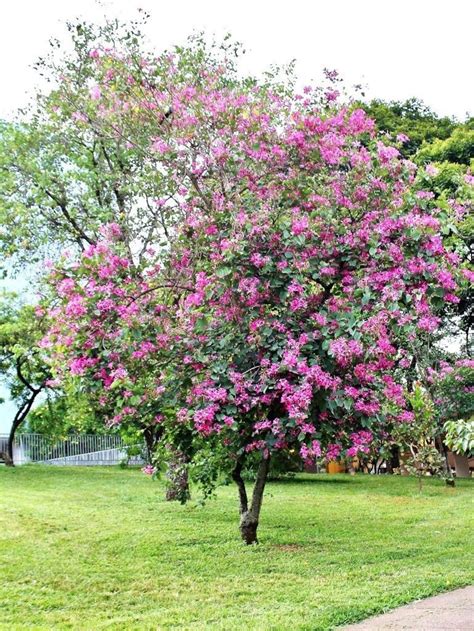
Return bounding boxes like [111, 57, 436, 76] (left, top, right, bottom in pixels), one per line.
[0, 0, 472, 433]
[1, 0, 473, 121]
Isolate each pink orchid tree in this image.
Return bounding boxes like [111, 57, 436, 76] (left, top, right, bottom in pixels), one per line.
[42, 33, 471, 544]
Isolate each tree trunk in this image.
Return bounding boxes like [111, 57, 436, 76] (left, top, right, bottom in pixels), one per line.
[143, 425, 162, 464]
[453, 453, 471, 478]
[386, 446, 400, 474]
[240, 511, 259, 545]
[233, 454, 271, 545]
[7, 419, 20, 465]
[435, 435, 453, 481]
[0, 451, 14, 466]
[165, 447, 190, 503]
[7, 401, 35, 466]
[6, 368, 43, 466]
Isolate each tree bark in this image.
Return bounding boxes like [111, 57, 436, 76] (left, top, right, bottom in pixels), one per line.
[6, 359, 44, 466]
[232, 459, 248, 513]
[0, 451, 14, 466]
[453, 453, 471, 478]
[240, 512, 259, 545]
[233, 454, 271, 545]
[385, 445, 400, 474]
[143, 425, 162, 464]
[165, 447, 190, 503]
[7, 392, 40, 465]
[7, 418, 20, 465]
[435, 435, 453, 481]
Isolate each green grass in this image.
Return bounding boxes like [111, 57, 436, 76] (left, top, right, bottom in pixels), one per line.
[0, 467, 472, 630]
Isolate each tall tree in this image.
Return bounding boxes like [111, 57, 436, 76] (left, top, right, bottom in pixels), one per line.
[42, 49, 469, 542]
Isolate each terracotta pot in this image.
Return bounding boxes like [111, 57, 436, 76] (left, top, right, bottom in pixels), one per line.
[452, 453, 471, 478]
[327, 460, 346, 474]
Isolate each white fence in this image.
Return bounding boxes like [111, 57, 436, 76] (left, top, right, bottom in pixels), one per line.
[0, 433, 145, 466]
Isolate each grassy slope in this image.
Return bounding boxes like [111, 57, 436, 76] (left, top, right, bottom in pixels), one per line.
[0, 467, 472, 630]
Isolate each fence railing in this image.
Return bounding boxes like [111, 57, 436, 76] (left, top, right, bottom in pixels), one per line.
[0, 433, 145, 466]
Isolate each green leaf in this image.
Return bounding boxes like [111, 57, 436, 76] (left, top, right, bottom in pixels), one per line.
[216, 266, 232, 278]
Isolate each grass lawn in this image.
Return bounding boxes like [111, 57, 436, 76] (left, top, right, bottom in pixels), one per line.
[0, 467, 472, 630]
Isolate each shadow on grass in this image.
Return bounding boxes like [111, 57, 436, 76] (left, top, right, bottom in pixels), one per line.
[268, 475, 356, 485]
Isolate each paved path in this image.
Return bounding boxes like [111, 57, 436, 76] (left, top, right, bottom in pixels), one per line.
[342, 586, 474, 630]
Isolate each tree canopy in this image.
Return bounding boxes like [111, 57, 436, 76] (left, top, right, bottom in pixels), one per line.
[33, 18, 472, 542]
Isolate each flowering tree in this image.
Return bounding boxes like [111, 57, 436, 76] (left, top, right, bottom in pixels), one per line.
[428, 359, 474, 423]
[43, 234, 193, 501]
[40, 21, 472, 543]
[1, 19, 248, 494]
[428, 359, 474, 462]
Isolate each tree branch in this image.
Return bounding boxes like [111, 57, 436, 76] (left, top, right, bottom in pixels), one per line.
[44, 189, 95, 245]
[125, 282, 191, 306]
[250, 454, 271, 517]
[232, 459, 248, 514]
[16, 358, 41, 394]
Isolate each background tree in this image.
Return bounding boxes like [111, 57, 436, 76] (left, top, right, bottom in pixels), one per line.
[392, 384, 446, 491]
[22, 388, 103, 437]
[0, 294, 51, 464]
[365, 99, 473, 356]
[444, 418, 474, 458]
[0, 19, 166, 271]
[363, 98, 457, 157]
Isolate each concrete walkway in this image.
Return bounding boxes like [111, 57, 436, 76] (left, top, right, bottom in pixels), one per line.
[342, 586, 474, 630]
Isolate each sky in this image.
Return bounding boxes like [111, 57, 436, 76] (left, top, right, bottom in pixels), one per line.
[1, 0, 473, 121]
[0, 0, 472, 432]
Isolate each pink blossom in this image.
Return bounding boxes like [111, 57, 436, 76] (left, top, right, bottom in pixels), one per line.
[396, 133, 409, 144]
[142, 465, 156, 476]
[291, 216, 309, 235]
[300, 440, 321, 462]
[330, 338, 364, 367]
[194, 404, 219, 435]
[376, 142, 399, 164]
[398, 411, 415, 422]
[326, 444, 341, 461]
[89, 85, 101, 100]
[425, 164, 439, 177]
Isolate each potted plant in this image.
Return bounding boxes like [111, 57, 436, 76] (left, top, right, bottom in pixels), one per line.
[444, 419, 474, 478]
